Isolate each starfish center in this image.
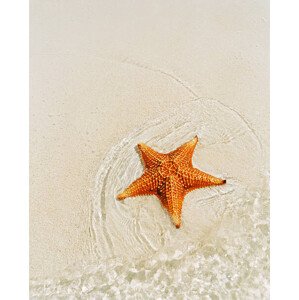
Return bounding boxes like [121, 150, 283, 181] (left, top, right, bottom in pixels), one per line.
[158, 160, 179, 178]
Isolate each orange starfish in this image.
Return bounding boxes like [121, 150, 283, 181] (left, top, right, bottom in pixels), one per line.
[117, 136, 226, 228]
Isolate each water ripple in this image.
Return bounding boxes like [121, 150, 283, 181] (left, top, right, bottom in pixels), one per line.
[30, 98, 269, 299]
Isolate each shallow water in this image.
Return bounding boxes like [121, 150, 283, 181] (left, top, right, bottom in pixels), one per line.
[30, 98, 269, 299]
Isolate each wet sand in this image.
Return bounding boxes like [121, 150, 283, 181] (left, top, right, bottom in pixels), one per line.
[30, 0, 269, 297]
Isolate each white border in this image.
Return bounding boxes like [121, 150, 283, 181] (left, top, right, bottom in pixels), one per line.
[0, 1, 29, 298]
[271, 1, 299, 299]
[1, 0, 298, 298]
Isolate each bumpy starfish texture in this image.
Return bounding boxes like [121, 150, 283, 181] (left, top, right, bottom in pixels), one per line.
[117, 136, 226, 228]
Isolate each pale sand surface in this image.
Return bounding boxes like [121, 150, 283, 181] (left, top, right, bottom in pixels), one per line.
[30, 0, 269, 297]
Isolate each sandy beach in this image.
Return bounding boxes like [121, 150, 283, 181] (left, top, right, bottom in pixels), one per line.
[30, 0, 269, 297]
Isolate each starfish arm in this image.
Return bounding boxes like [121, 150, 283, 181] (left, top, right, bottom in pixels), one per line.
[168, 136, 198, 166]
[137, 143, 167, 169]
[178, 166, 226, 192]
[157, 176, 185, 228]
[117, 170, 161, 200]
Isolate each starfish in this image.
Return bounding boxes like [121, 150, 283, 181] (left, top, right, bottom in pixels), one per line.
[117, 136, 226, 228]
